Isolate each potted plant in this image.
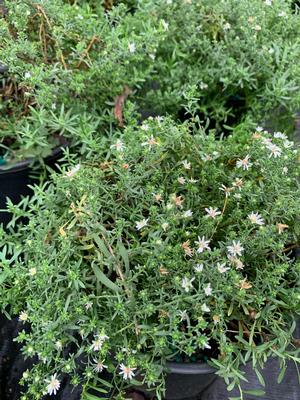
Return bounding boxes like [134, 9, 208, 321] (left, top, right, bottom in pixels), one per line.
[1, 116, 299, 399]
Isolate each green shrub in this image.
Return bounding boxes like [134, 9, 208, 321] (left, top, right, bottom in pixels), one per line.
[136, 0, 300, 132]
[0, 0, 165, 163]
[1, 117, 299, 398]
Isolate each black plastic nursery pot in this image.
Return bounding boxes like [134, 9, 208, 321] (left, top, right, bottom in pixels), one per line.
[138, 362, 217, 400]
[163, 362, 217, 400]
[0, 146, 65, 227]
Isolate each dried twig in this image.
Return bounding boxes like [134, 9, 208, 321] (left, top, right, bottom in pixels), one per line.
[114, 85, 132, 127]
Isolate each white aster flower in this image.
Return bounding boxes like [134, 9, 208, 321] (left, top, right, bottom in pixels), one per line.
[110, 139, 125, 152]
[256, 126, 264, 132]
[135, 218, 149, 231]
[199, 81, 208, 90]
[119, 364, 136, 380]
[194, 263, 204, 273]
[195, 236, 211, 253]
[219, 184, 233, 197]
[248, 212, 264, 226]
[51, 103, 57, 110]
[265, 0, 272, 5]
[282, 167, 288, 175]
[161, 19, 169, 31]
[65, 164, 81, 178]
[227, 240, 244, 257]
[161, 222, 169, 231]
[178, 176, 186, 184]
[254, 24, 262, 31]
[28, 267, 37, 276]
[267, 143, 281, 158]
[55, 341, 62, 350]
[178, 310, 189, 321]
[46, 374, 60, 396]
[93, 360, 108, 373]
[182, 160, 191, 170]
[85, 302, 93, 310]
[189, 177, 198, 183]
[201, 303, 210, 313]
[90, 334, 109, 352]
[181, 276, 195, 292]
[204, 283, 212, 296]
[236, 155, 252, 170]
[128, 42, 136, 53]
[141, 123, 149, 131]
[183, 209, 193, 218]
[24, 72, 31, 79]
[205, 207, 221, 219]
[223, 22, 231, 30]
[19, 311, 28, 322]
[217, 263, 230, 273]
[273, 132, 287, 140]
[283, 140, 293, 149]
[278, 11, 286, 17]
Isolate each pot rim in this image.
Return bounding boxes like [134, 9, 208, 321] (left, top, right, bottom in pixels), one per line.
[0, 145, 66, 175]
[165, 361, 216, 375]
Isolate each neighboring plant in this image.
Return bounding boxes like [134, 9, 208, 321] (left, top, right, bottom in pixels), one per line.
[0, 0, 166, 163]
[135, 0, 300, 132]
[1, 117, 300, 399]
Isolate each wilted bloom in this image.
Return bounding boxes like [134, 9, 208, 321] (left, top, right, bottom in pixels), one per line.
[195, 236, 211, 253]
[204, 283, 212, 296]
[236, 155, 252, 170]
[248, 212, 265, 226]
[19, 311, 28, 322]
[201, 303, 210, 313]
[135, 219, 149, 231]
[194, 263, 204, 273]
[217, 263, 229, 273]
[171, 194, 184, 207]
[46, 374, 61, 396]
[153, 193, 162, 202]
[93, 360, 108, 373]
[228, 256, 244, 270]
[141, 135, 159, 149]
[119, 364, 136, 380]
[182, 160, 191, 169]
[233, 178, 243, 190]
[277, 223, 289, 234]
[205, 207, 221, 219]
[227, 240, 244, 257]
[181, 241, 193, 257]
[238, 278, 252, 290]
[181, 276, 195, 292]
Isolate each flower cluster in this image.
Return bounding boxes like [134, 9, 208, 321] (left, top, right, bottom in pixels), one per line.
[2, 117, 299, 398]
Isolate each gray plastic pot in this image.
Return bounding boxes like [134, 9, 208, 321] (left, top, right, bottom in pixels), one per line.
[138, 362, 217, 400]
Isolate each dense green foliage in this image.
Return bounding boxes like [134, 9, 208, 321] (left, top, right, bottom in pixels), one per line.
[1, 118, 299, 398]
[1, 0, 300, 163]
